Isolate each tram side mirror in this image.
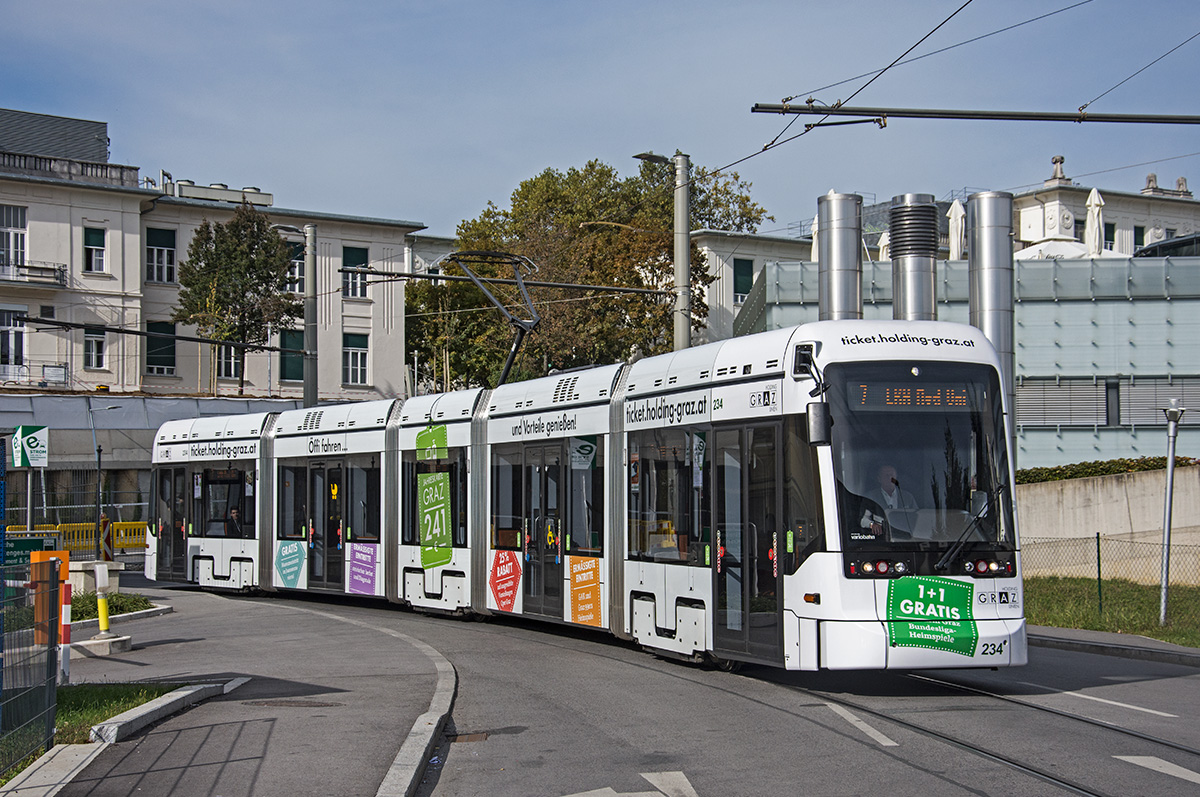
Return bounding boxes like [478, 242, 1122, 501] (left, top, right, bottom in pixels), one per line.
[807, 402, 832, 446]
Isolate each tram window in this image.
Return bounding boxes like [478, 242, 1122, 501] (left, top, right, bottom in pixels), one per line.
[566, 436, 604, 556]
[402, 448, 468, 548]
[491, 444, 522, 550]
[784, 417, 825, 573]
[346, 459, 381, 542]
[278, 464, 308, 539]
[627, 428, 709, 565]
[202, 468, 253, 538]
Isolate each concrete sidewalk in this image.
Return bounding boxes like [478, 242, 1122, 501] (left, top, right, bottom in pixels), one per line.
[4, 575, 454, 797]
[1027, 624, 1200, 668]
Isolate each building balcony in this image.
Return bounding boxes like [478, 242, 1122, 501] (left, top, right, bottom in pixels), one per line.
[0, 151, 141, 188]
[0, 260, 68, 287]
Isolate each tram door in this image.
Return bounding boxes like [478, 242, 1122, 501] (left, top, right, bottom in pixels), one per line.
[523, 445, 564, 618]
[308, 462, 344, 589]
[713, 424, 783, 663]
[155, 467, 188, 580]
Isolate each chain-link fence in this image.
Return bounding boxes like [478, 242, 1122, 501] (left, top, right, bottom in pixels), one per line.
[1023, 535, 1200, 631]
[1, 560, 61, 778]
[3, 468, 148, 529]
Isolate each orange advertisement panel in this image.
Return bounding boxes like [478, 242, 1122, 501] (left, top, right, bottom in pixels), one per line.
[569, 555, 601, 627]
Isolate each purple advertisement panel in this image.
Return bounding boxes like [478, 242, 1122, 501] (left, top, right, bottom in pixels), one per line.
[347, 543, 378, 595]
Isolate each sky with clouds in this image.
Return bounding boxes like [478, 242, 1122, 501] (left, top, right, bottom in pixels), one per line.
[8, 1, 1199, 237]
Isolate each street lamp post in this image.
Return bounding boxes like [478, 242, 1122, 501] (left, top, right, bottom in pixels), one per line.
[87, 400, 119, 560]
[635, 151, 691, 351]
[1160, 398, 1186, 626]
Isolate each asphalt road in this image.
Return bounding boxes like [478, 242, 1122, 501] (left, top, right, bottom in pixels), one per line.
[61, 584, 1200, 797]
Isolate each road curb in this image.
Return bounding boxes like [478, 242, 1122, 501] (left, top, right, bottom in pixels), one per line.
[69, 603, 173, 635]
[1029, 634, 1200, 668]
[1, 678, 246, 797]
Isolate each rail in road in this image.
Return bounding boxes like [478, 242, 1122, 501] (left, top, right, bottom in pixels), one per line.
[754, 668, 1200, 797]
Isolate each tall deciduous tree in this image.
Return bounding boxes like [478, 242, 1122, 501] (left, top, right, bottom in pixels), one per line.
[407, 158, 770, 389]
[173, 201, 301, 395]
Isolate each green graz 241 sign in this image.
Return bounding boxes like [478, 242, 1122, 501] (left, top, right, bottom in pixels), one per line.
[886, 575, 977, 656]
[417, 425, 452, 570]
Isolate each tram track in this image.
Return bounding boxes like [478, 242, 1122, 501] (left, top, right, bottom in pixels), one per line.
[905, 672, 1200, 760]
[770, 677, 1112, 797]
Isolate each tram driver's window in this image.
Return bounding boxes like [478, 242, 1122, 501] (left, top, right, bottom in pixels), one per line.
[784, 416, 825, 572]
[491, 445, 522, 550]
[203, 469, 249, 538]
[278, 464, 307, 539]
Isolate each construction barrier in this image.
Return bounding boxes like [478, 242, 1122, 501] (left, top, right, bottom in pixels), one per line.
[5, 522, 147, 560]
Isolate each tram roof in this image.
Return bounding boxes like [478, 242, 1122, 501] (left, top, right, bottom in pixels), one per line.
[487, 364, 623, 417]
[273, 399, 399, 437]
[399, 388, 484, 426]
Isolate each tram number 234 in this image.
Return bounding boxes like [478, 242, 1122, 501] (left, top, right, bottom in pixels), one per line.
[979, 641, 1007, 656]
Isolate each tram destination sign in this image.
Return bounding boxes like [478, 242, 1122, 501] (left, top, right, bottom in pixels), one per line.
[849, 381, 978, 412]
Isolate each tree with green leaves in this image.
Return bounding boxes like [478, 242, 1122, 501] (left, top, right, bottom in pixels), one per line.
[173, 201, 301, 395]
[406, 157, 771, 389]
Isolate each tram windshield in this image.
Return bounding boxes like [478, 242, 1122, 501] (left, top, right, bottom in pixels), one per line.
[826, 361, 1014, 552]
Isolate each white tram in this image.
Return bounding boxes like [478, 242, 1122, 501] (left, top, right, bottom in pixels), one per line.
[147, 319, 1026, 670]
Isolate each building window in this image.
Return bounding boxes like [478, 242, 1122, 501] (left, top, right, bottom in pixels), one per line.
[84, 326, 105, 369]
[342, 333, 368, 385]
[280, 329, 304, 381]
[1166, 228, 1177, 240]
[0, 205, 27, 272]
[0, 308, 25, 379]
[217, 344, 241, 379]
[286, 242, 305, 294]
[1133, 225, 1145, 249]
[146, 228, 177, 283]
[733, 258, 754, 304]
[1103, 222, 1116, 251]
[342, 246, 368, 298]
[146, 321, 176, 376]
[84, 227, 106, 273]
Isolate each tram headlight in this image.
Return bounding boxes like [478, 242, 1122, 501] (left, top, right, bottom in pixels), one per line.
[875, 560, 889, 574]
[975, 559, 989, 574]
[963, 561, 975, 573]
[861, 561, 876, 574]
[893, 561, 908, 574]
[988, 561, 1000, 573]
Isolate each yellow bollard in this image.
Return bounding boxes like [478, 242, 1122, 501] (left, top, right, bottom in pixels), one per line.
[92, 563, 117, 640]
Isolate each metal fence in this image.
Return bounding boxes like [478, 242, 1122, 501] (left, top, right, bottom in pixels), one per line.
[1023, 535, 1200, 628]
[3, 525, 148, 564]
[1, 560, 61, 778]
[3, 468, 148, 529]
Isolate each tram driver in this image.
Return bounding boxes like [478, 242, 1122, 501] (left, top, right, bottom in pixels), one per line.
[860, 464, 919, 539]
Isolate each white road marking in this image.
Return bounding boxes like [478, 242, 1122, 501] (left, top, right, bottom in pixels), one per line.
[1019, 681, 1178, 717]
[825, 702, 899, 747]
[563, 771, 700, 797]
[1114, 756, 1200, 785]
[641, 770, 701, 797]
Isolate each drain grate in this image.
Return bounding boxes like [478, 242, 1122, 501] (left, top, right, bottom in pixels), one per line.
[448, 732, 489, 743]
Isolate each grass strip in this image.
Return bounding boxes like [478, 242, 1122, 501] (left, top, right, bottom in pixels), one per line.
[0, 683, 178, 786]
[70, 592, 157, 622]
[1025, 576, 1200, 649]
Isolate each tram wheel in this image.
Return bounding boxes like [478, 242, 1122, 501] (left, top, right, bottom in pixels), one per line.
[710, 655, 743, 673]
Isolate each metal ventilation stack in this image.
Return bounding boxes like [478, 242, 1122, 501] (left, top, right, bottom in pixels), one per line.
[967, 191, 1016, 460]
[889, 193, 939, 320]
[817, 192, 863, 320]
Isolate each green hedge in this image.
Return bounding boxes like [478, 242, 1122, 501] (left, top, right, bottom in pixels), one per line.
[1016, 456, 1199, 484]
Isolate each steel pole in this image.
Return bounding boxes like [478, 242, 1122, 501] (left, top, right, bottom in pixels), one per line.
[673, 154, 691, 351]
[87, 400, 101, 560]
[1160, 399, 1185, 626]
[303, 223, 318, 408]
